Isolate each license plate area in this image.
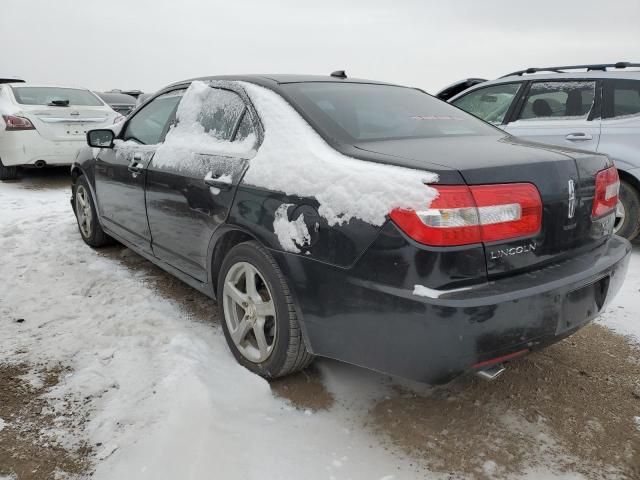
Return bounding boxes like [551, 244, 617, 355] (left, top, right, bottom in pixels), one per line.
[64, 123, 87, 136]
[558, 276, 610, 334]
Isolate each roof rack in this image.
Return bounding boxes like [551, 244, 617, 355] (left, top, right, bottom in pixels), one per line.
[500, 62, 640, 78]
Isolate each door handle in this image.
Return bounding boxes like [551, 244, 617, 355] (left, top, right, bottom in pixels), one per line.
[204, 172, 232, 191]
[565, 133, 593, 141]
[128, 161, 144, 174]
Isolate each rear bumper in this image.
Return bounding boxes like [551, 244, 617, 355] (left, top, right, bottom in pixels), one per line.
[277, 235, 631, 384]
[0, 130, 85, 166]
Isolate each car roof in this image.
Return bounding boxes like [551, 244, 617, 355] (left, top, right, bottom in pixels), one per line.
[449, 70, 640, 101]
[165, 74, 407, 90]
[3, 83, 94, 90]
[497, 70, 640, 83]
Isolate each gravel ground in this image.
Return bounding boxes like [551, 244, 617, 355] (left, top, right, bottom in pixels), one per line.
[1, 168, 639, 480]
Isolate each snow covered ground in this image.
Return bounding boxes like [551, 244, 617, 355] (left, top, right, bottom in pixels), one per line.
[0, 175, 638, 479]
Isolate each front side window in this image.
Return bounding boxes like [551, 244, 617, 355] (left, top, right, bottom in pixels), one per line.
[452, 83, 521, 124]
[11, 86, 103, 106]
[603, 79, 640, 119]
[123, 90, 184, 145]
[517, 81, 596, 121]
[282, 82, 499, 142]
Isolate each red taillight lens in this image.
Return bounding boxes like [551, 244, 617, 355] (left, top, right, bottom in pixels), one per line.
[390, 183, 542, 246]
[3, 114, 35, 131]
[471, 184, 542, 243]
[592, 166, 619, 218]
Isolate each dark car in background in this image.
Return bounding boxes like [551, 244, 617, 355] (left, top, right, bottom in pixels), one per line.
[438, 62, 640, 242]
[1, 76, 25, 84]
[95, 91, 137, 117]
[70, 74, 630, 384]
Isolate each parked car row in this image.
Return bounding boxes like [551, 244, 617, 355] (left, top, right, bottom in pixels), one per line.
[0, 84, 121, 180]
[437, 62, 640, 242]
[69, 71, 630, 384]
[0, 80, 145, 180]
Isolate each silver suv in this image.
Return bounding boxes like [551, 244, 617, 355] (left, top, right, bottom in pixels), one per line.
[439, 62, 640, 241]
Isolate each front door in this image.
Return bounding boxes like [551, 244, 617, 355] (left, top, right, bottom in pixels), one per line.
[94, 89, 184, 254]
[145, 83, 259, 281]
[503, 80, 602, 152]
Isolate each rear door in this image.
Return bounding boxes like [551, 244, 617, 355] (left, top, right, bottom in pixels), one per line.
[145, 83, 258, 281]
[9, 86, 115, 139]
[94, 89, 184, 254]
[502, 80, 602, 151]
[598, 78, 640, 166]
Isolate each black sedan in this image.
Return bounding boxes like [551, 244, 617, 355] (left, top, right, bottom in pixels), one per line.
[70, 74, 631, 384]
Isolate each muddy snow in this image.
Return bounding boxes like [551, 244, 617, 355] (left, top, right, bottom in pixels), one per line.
[0, 169, 639, 480]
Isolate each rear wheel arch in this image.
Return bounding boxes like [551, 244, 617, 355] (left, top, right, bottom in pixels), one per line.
[615, 169, 640, 241]
[618, 168, 640, 194]
[209, 228, 256, 299]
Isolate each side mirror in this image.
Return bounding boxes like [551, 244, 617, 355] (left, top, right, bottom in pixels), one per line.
[87, 129, 115, 148]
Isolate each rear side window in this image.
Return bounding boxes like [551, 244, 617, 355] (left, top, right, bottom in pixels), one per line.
[124, 90, 184, 145]
[516, 81, 596, 121]
[11, 86, 103, 106]
[603, 79, 640, 119]
[452, 83, 521, 124]
[282, 82, 499, 142]
[194, 88, 245, 140]
[233, 110, 256, 142]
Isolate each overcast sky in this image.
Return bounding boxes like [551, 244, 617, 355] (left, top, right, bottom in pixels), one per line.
[2, 0, 639, 94]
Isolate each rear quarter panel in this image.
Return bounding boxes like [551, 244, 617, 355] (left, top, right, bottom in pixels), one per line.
[598, 115, 640, 174]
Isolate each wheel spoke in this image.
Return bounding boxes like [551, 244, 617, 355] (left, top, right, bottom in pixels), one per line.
[255, 300, 275, 318]
[231, 315, 252, 344]
[244, 265, 258, 300]
[225, 282, 248, 306]
[253, 321, 270, 358]
[78, 193, 86, 208]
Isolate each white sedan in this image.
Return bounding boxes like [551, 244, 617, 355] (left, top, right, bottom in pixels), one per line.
[0, 84, 118, 180]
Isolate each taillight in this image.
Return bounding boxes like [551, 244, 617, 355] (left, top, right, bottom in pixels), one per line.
[390, 183, 542, 246]
[592, 166, 619, 218]
[3, 114, 35, 131]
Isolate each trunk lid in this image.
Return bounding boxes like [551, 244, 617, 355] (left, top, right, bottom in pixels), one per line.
[355, 135, 613, 276]
[20, 104, 115, 141]
[8, 86, 116, 141]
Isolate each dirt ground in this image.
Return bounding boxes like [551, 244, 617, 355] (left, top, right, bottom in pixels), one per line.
[1, 168, 639, 479]
[0, 363, 91, 480]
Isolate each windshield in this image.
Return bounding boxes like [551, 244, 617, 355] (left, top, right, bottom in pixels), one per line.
[282, 82, 500, 142]
[11, 86, 103, 106]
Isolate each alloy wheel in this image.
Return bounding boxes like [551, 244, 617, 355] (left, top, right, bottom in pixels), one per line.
[222, 261, 277, 363]
[614, 200, 626, 235]
[75, 185, 93, 238]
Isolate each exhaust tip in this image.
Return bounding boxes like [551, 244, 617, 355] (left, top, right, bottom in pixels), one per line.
[34, 160, 46, 168]
[476, 363, 506, 381]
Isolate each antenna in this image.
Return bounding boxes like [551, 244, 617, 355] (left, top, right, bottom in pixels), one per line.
[330, 70, 347, 79]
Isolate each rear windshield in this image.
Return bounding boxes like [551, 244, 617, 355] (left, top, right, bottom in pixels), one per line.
[282, 82, 499, 142]
[11, 87, 103, 106]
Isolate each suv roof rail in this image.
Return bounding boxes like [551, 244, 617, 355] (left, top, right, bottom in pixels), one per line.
[500, 62, 640, 78]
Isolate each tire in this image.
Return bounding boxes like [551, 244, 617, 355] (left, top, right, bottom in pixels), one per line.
[73, 175, 113, 247]
[614, 179, 640, 242]
[0, 159, 18, 181]
[217, 240, 313, 378]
